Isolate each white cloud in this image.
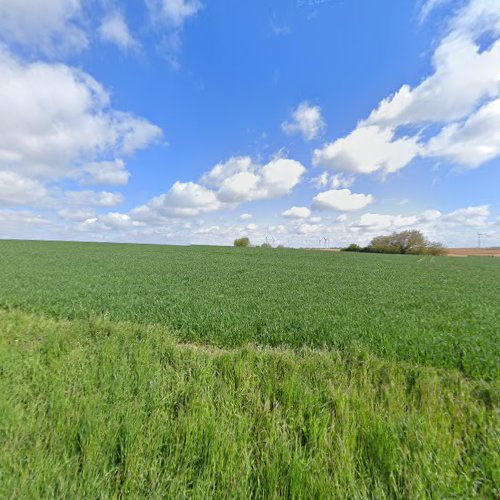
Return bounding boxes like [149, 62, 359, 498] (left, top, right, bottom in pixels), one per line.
[443, 205, 490, 226]
[419, 0, 453, 23]
[282, 206, 311, 219]
[311, 172, 329, 188]
[313, 126, 421, 174]
[58, 208, 96, 221]
[296, 223, 323, 235]
[0, 0, 87, 55]
[81, 159, 130, 186]
[313, 0, 500, 174]
[330, 173, 355, 189]
[0, 171, 47, 206]
[354, 213, 419, 231]
[99, 11, 139, 52]
[0, 49, 162, 181]
[99, 212, 144, 229]
[282, 102, 325, 141]
[426, 98, 500, 167]
[313, 189, 374, 212]
[132, 181, 223, 219]
[310, 172, 354, 189]
[239, 213, 252, 221]
[200, 157, 254, 187]
[366, 35, 500, 128]
[203, 156, 306, 203]
[146, 0, 202, 28]
[127, 155, 305, 225]
[246, 223, 258, 231]
[66, 190, 124, 207]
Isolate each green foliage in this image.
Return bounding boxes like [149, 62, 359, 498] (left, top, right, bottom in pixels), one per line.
[343, 243, 362, 252]
[260, 242, 272, 249]
[234, 237, 250, 247]
[1, 310, 498, 498]
[0, 240, 497, 379]
[368, 230, 446, 255]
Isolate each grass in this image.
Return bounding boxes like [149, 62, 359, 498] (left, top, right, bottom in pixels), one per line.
[1, 310, 498, 498]
[0, 240, 498, 379]
[0, 240, 498, 497]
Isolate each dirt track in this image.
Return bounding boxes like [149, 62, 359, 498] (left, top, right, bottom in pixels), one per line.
[446, 248, 500, 256]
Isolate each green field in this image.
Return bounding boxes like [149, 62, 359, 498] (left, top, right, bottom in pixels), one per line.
[0, 240, 499, 497]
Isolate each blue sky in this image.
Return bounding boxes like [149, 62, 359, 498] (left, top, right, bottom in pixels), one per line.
[0, 0, 499, 247]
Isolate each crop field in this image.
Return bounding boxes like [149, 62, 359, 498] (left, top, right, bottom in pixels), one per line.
[0, 239, 499, 497]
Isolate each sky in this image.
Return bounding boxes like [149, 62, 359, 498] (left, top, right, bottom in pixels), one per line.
[0, 0, 499, 248]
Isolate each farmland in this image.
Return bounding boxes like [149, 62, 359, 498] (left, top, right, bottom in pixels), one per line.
[0, 240, 499, 497]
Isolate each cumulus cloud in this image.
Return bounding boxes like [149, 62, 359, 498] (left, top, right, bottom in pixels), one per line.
[0, 0, 88, 56]
[203, 156, 306, 203]
[313, 125, 421, 174]
[282, 102, 325, 141]
[58, 208, 96, 221]
[312, 189, 374, 212]
[65, 190, 124, 207]
[313, 0, 500, 174]
[296, 223, 323, 235]
[330, 173, 355, 189]
[132, 181, 223, 219]
[146, 0, 202, 28]
[353, 213, 419, 231]
[443, 205, 490, 226]
[120, 154, 306, 225]
[366, 36, 500, 128]
[282, 206, 311, 219]
[146, 0, 202, 67]
[0, 171, 47, 206]
[311, 172, 354, 189]
[425, 98, 500, 167]
[99, 11, 139, 52]
[80, 160, 131, 186]
[311, 172, 329, 188]
[0, 49, 161, 182]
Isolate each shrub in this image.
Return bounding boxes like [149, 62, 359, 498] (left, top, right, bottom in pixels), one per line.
[343, 232, 445, 256]
[260, 243, 272, 249]
[343, 243, 362, 252]
[367, 231, 445, 256]
[234, 237, 250, 247]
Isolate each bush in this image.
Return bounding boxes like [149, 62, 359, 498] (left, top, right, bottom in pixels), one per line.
[234, 237, 250, 247]
[260, 243, 272, 249]
[343, 243, 362, 252]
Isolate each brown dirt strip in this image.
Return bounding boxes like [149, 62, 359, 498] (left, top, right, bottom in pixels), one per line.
[446, 248, 500, 256]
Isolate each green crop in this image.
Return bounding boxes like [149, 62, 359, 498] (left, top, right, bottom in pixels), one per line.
[0, 240, 498, 379]
[0, 240, 498, 498]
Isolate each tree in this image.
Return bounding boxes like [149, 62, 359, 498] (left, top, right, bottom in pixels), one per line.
[234, 237, 250, 247]
[369, 230, 426, 254]
[260, 242, 272, 249]
[367, 230, 445, 255]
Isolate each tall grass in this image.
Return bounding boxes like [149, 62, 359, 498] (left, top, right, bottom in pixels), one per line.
[1, 311, 498, 498]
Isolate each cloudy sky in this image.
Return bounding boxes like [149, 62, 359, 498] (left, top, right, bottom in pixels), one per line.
[0, 0, 499, 247]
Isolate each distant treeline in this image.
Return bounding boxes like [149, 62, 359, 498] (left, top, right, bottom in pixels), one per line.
[343, 230, 445, 256]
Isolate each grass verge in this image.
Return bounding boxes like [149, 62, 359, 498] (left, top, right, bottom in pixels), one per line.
[1, 310, 498, 498]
